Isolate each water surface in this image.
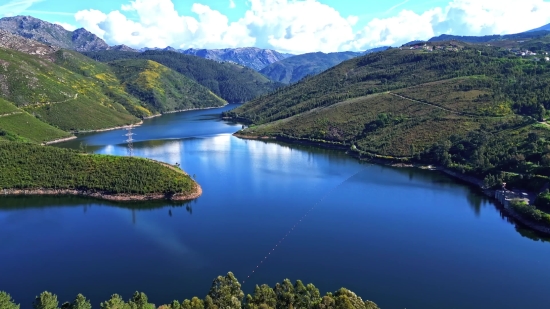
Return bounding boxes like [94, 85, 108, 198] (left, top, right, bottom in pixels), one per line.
[1, 105, 550, 309]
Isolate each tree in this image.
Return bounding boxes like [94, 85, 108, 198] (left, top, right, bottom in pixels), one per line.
[100, 294, 129, 309]
[246, 285, 277, 309]
[314, 294, 335, 309]
[207, 272, 244, 309]
[128, 292, 154, 309]
[0, 292, 20, 309]
[274, 279, 295, 309]
[67, 294, 91, 309]
[33, 292, 59, 309]
[294, 281, 320, 309]
[181, 297, 204, 309]
[334, 289, 366, 309]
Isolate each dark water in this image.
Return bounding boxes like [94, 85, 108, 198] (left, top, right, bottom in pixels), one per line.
[1, 105, 550, 309]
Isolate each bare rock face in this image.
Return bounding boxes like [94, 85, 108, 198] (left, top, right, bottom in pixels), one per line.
[180, 47, 293, 71]
[0, 16, 109, 52]
[0, 29, 59, 59]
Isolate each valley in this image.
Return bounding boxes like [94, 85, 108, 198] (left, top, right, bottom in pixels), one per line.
[2, 9, 550, 309]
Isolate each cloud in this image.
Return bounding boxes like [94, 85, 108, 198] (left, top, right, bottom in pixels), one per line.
[0, 0, 42, 17]
[229, 0, 236, 9]
[54, 21, 77, 31]
[385, 0, 410, 14]
[72, 0, 550, 54]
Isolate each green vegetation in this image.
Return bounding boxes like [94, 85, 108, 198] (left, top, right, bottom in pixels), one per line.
[0, 112, 71, 143]
[228, 43, 550, 192]
[510, 200, 550, 227]
[0, 46, 141, 131]
[109, 59, 226, 113]
[1, 273, 379, 309]
[0, 142, 196, 195]
[83, 50, 284, 103]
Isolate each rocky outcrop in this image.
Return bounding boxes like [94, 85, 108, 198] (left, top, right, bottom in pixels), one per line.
[0, 29, 58, 59]
[0, 16, 108, 52]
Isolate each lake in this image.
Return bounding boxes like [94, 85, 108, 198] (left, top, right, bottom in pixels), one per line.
[1, 104, 550, 309]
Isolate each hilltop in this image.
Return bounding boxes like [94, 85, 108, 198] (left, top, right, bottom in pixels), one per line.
[83, 50, 284, 103]
[0, 16, 109, 52]
[226, 42, 550, 193]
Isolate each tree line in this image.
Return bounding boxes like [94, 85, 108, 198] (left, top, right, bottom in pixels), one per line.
[0, 273, 380, 309]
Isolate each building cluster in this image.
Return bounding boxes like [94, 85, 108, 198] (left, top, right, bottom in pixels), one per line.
[401, 43, 460, 52]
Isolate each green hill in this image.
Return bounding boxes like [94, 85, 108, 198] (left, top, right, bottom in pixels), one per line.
[0, 46, 140, 131]
[109, 59, 226, 113]
[228, 43, 550, 190]
[0, 141, 200, 199]
[83, 50, 284, 103]
[0, 98, 70, 143]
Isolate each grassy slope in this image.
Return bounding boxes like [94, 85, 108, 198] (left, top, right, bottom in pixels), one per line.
[0, 47, 140, 131]
[109, 59, 226, 113]
[0, 142, 196, 195]
[83, 50, 284, 103]
[0, 98, 71, 143]
[259, 51, 362, 84]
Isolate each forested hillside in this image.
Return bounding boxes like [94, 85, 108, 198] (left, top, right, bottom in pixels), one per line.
[0, 142, 198, 196]
[83, 50, 284, 103]
[109, 59, 226, 114]
[228, 43, 550, 192]
[0, 272, 380, 309]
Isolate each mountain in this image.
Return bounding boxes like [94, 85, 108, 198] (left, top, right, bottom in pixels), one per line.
[180, 47, 293, 71]
[528, 23, 550, 32]
[83, 50, 284, 103]
[260, 48, 388, 84]
[0, 16, 109, 52]
[0, 31, 227, 141]
[109, 59, 226, 113]
[225, 42, 550, 189]
[109, 45, 138, 52]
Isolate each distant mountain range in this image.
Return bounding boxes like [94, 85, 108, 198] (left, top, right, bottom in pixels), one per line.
[260, 47, 389, 84]
[0, 16, 137, 52]
[180, 47, 293, 71]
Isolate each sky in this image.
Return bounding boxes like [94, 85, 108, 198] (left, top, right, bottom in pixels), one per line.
[1, 0, 550, 54]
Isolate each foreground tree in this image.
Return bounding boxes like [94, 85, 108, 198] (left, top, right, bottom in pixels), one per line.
[207, 272, 244, 309]
[0, 292, 20, 309]
[33, 292, 58, 309]
[100, 294, 129, 309]
[245, 284, 277, 309]
[128, 292, 155, 309]
[181, 297, 204, 309]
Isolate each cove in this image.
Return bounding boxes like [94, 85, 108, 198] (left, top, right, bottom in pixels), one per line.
[1, 105, 550, 309]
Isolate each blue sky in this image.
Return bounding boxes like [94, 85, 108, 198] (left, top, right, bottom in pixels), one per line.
[1, 0, 549, 53]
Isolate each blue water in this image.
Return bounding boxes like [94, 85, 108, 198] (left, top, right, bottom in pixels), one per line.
[1, 105, 549, 309]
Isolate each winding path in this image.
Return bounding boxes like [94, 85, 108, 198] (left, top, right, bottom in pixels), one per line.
[0, 111, 22, 118]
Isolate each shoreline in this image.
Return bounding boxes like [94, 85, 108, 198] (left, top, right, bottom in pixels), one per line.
[233, 132, 550, 236]
[68, 104, 230, 135]
[0, 182, 202, 202]
[42, 136, 77, 145]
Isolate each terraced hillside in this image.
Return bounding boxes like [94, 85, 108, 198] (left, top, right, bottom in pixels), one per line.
[229, 43, 550, 189]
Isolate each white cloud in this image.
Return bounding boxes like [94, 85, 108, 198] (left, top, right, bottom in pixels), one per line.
[0, 0, 42, 17]
[54, 21, 77, 31]
[229, 0, 236, 9]
[72, 0, 550, 54]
